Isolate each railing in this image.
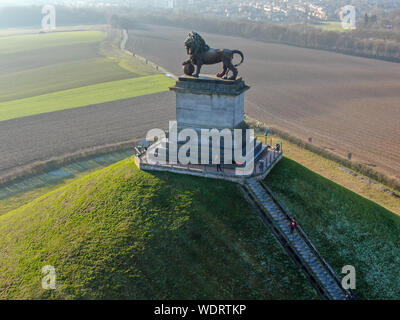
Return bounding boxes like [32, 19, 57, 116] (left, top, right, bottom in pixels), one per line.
[240, 183, 331, 299]
[258, 181, 354, 299]
[145, 153, 282, 176]
[252, 149, 283, 178]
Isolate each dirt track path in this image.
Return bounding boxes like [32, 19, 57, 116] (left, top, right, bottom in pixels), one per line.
[128, 24, 400, 181]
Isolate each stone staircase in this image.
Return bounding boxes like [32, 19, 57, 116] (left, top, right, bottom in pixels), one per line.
[244, 178, 349, 300]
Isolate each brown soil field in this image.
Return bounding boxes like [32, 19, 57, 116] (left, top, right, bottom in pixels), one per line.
[128, 24, 400, 182]
[0, 92, 175, 178]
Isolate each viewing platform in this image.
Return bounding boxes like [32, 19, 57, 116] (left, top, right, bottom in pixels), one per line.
[135, 146, 283, 184]
[136, 74, 283, 183]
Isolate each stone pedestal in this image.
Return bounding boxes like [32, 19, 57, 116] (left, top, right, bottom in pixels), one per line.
[150, 75, 265, 167]
[170, 75, 249, 131]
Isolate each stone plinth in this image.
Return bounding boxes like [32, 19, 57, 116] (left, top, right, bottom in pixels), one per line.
[142, 74, 269, 170]
[138, 73, 283, 179]
[170, 75, 250, 131]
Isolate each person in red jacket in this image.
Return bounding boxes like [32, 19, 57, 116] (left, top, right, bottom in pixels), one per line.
[289, 218, 298, 233]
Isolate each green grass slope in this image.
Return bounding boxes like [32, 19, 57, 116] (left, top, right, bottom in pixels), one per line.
[264, 158, 400, 300]
[0, 159, 316, 300]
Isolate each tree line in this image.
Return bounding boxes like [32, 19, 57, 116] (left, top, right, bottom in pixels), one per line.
[2, 5, 399, 64]
[112, 12, 400, 63]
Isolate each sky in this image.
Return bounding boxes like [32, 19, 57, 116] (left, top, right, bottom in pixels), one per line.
[0, 0, 46, 6]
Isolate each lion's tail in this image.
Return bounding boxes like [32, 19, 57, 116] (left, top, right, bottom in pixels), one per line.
[232, 50, 244, 67]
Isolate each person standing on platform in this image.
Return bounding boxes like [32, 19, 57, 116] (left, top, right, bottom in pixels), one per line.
[215, 154, 223, 173]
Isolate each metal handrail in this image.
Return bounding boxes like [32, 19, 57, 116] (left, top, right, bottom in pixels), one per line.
[259, 181, 353, 298]
[241, 184, 330, 299]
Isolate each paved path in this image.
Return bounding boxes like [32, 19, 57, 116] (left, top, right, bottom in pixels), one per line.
[245, 178, 349, 300]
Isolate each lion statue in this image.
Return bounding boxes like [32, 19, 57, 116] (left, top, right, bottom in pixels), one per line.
[182, 32, 244, 80]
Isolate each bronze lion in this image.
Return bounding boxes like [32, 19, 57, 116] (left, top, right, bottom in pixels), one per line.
[182, 32, 244, 80]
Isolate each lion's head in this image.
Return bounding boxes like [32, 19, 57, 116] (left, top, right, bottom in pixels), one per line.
[184, 32, 210, 55]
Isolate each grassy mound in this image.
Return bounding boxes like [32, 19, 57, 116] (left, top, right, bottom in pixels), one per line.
[0, 159, 316, 300]
[264, 158, 400, 299]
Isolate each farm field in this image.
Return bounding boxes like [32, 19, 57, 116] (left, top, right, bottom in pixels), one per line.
[0, 27, 169, 110]
[0, 159, 316, 299]
[0, 74, 174, 121]
[0, 31, 106, 55]
[0, 25, 97, 37]
[0, 26, 176, 181]
[0, 92, 175, 178]
[0, 58, 135, 103]
[127, 24, 400, 183]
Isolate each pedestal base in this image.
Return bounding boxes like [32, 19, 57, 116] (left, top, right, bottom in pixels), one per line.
[170, 75, 250, 131]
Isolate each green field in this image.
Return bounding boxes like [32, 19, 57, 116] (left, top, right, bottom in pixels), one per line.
[0, 58, 137, 102]
[264, 158, 400, 300]
[0, 74, 174, 121]
[0, 31, 106, 55]
[313, 21, 349, 32]
[0, 159, 316, 299]
[0, 29, 163, 118]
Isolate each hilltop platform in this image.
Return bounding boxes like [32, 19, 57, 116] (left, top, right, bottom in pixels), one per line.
[135, 146, 282, 184]
[136, 73, 282, 182]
